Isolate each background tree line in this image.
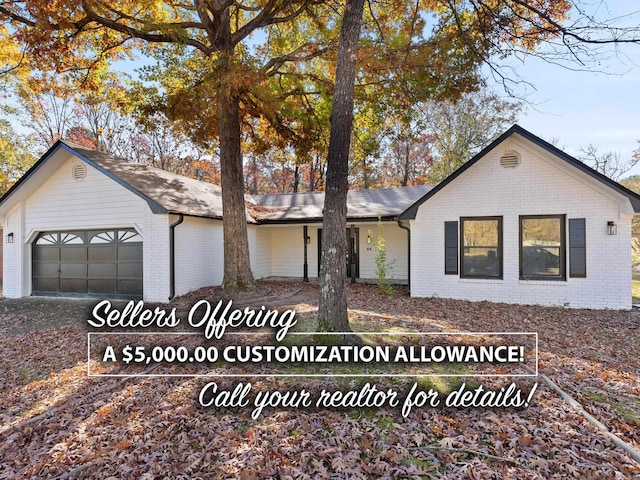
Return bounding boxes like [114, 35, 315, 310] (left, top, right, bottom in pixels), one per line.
[2, 76, 638, 197]
[0, 77, 527, 194]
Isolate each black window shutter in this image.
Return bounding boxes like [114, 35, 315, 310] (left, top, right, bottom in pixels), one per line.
[445, 221, 458, 274]
[569, 218, 586, 278]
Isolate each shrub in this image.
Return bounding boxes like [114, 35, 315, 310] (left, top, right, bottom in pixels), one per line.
[374, 219, 396, 295]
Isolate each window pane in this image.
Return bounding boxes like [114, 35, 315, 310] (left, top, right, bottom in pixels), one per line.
[521, 218, 562, 277]
[60, 233, 84, 245]
[36, 233, 58, 245]
[463, 220, 498, 246]
[90, 231, 115, 244]
[118, 229, 142, 244]
[462, 219, 500, 277]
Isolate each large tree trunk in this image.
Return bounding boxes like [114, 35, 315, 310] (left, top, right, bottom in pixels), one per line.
[317, 0, 366, 333]
[402, 143, 410, 186]
[217, 61, 256, 291]
[293, 165, 300, 193]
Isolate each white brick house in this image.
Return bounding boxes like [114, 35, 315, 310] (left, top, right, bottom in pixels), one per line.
[0, 125, 638, 308]
[402, 126, 640, 309]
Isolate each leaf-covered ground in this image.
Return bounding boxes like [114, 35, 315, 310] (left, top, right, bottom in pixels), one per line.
[0, 282, 639, 479]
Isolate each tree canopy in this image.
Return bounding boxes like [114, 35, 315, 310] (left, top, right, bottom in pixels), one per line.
[0, 119, 35, 194]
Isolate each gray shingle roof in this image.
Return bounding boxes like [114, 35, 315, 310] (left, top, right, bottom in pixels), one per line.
[251, 185, 434, 222]
[0, 140, 434, 223]
[70, 142, 434, 222]
[68, 143, 231, 220]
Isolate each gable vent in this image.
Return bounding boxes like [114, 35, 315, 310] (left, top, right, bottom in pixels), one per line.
[500, 151, 520, 168]
[72, 162, 87, 181]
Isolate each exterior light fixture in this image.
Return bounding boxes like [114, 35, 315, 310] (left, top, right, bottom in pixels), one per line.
[607, 221, 617, 235]
[6, 232, 13, 243]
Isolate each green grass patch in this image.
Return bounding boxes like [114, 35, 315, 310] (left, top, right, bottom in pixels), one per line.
[14, 365, 49, 384]
[585, 391, 640, 423]
[633, 274, 640, 304]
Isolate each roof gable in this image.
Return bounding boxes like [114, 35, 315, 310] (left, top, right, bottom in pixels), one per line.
[69, 143, 229, 219]
[0, 141, 232, 221]
[399, 124, 640, 219]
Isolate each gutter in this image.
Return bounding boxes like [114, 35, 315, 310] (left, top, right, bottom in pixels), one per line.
[256, 215, 399, 225]
[303, 225, 309, 282]
[168, 213, 185, 301]
[397, 219, 411, 293]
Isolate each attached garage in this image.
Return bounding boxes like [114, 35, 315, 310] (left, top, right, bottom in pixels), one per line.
[32, 228, 143, 298]
[0, 140, 226, 302]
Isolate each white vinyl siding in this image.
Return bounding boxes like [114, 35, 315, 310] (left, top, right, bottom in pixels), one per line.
[249, 225, 271, 279]
[268, 225, 305, 278]
[25, 157, 146, 231]
[357, 222, 408, 282]
[261, 222, 409, 282]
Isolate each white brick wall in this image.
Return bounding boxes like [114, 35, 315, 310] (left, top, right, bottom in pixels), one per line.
[142, 210, 170, 302]
[2, 155, 173, 302]
[410, 136, 633, 310]
[248, 225, 270, 279]
[174, 216, 224, 296]
[3, 204, 25, 298]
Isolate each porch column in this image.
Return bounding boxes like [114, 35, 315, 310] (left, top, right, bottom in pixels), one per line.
[303, 225, 309, 282]
[349, 224, 356, 284]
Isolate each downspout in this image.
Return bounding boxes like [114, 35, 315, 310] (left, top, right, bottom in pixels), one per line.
[169, 213, 184, 301]
[397, 219, 411, 294]
[303, 225, 309, 282]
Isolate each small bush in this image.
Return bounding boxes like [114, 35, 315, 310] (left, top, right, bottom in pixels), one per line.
[374, 219, 396, 295]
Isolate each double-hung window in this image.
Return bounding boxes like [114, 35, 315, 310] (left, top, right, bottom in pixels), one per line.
[460, 217, 502, 278]
[520, 215, 565, 280]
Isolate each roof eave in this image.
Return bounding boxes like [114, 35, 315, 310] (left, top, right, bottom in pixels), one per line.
[0, 140, 65, 212]
[255, 215, 399, 225]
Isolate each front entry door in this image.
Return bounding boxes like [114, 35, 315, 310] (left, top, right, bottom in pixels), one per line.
[317, 227, 360, 280]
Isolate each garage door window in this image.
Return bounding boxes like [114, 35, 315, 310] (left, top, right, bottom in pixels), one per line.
[90, 231, 115, 244]
[36, 233, 59, 245]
